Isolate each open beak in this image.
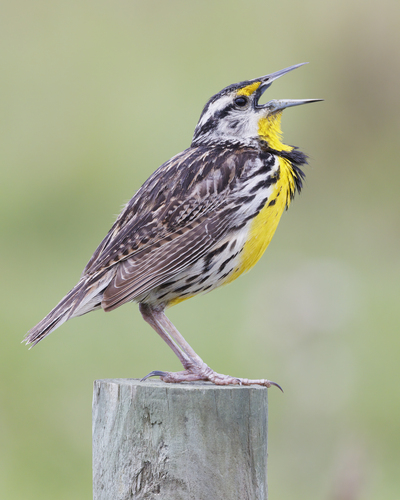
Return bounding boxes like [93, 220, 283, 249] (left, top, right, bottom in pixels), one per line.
[253, 63, 323, 110]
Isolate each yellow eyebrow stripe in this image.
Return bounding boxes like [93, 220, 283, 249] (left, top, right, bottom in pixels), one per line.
[237, 81, 261, 96]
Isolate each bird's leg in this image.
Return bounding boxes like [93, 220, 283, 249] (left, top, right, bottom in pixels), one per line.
[139, 303, 282, 390]
[139, 303, 192, 369]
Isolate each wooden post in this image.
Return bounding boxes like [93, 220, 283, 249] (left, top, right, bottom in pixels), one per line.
[93, 379, 268, 500]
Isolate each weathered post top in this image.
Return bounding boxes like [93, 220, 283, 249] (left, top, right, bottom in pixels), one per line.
[93, 378, 268, 500]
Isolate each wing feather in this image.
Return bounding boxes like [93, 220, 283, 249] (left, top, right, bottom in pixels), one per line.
[81, 145, 265, 310]
[102, 216, 227, 310]
[83, 146, 256, 275]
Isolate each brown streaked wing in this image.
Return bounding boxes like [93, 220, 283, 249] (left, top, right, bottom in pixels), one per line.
[101, 214, 229, 311]
[83, 146, 257, 277]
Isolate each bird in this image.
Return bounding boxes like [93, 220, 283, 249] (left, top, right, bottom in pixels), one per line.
[25, 63, 321, 389]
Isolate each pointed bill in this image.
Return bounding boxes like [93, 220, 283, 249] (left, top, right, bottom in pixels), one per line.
[262, 98, 324, 112]
[255, 62, 309, 87]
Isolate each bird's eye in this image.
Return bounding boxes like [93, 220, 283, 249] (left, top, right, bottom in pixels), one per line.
[234, 96, 248, 108]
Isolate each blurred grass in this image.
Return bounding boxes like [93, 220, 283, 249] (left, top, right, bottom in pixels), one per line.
[1, 0, 400, 499]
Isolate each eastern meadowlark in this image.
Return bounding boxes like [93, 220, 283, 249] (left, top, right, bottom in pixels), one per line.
[25, 63, 321, 388]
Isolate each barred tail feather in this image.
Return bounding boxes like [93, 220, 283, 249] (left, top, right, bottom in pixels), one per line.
[25, 309, 72, 347]
[25, 271, 114, 347]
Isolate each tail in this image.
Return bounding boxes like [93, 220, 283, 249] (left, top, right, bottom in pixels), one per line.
[24, 271, 113, 347]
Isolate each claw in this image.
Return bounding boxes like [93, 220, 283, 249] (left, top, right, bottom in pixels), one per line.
[270, 381, 284, 392]
[140, 370, 168, 382]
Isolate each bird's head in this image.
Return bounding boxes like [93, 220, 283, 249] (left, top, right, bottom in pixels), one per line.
[192, 63, 322, 151]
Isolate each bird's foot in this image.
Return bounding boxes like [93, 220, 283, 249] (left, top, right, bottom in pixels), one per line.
[141, 364, 283, 391]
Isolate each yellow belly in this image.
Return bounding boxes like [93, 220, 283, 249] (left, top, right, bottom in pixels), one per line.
[224, 156, 293, 284]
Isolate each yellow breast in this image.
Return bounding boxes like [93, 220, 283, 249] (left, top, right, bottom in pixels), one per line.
[224, 111, 296, 284]
[224, 157, 293, 285]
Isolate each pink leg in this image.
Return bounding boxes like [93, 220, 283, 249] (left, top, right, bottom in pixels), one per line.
[139, 303, 282, 391]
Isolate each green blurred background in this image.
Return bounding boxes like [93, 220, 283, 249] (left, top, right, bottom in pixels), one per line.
[1, 0, 399, 498]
